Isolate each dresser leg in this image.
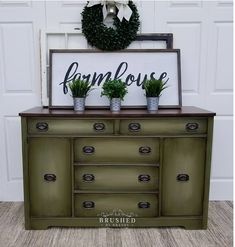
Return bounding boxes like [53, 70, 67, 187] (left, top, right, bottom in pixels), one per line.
[28, 222, 50, 230]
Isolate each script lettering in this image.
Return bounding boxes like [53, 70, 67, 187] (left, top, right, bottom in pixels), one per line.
[59, 62, 169, 95]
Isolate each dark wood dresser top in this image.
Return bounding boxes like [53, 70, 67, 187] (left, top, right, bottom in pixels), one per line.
[19, 106, 216, 118]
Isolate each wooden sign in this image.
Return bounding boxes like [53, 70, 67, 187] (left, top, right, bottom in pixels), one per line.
[49, 49, 182, 108]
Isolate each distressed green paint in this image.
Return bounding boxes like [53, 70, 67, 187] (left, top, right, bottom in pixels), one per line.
[161, 137, 206, 216]
[28, 118, 113, 135]
[74, 165, 159, 191]
[29, 217, 203, 230]
[20, 109, 215, 230]
[113, 119, 120, 135]
[158, 138, 164, 217]
[120, 118, 207, 135]
[202, 117, 214, 229]
[28, 138, 71, 216]
[74, 194, 158, 217]
[71, 138, 75, 217]
[74, 137, 160, 163]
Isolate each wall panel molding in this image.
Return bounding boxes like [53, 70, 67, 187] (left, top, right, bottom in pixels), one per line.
[167, 21, 201, 94]
[0, 23, 5, 92]
[169, 1, 202, 8]
[61, 1, 86, 7]
[0, 1, 31, 7]
[1, 22, 35, 93]
[213, 21, 233, 92]
[217, 1, 233, 7]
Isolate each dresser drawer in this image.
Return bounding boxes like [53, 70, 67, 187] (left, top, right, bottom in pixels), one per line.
[120, 118, 207, 135]
[74, 138, 159, 163]
[75, 194, 158, 217]
[74, 165, 159, 191]
[28, 119, 113, 135]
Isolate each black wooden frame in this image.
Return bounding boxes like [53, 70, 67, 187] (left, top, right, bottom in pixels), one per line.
[136, 33, 173, 49]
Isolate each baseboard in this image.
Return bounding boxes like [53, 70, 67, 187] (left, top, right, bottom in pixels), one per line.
[209, 179, 233, 200]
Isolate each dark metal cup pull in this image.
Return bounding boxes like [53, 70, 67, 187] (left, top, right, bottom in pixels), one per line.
[139, 146, 151, 154]
[44, 174, 56, 182]
[177, 174, 189, 182]
[186, 122, 199, 131]
[36, 122, 48, 131]
[93, 123, 105, 132]
[128, 123, 141, 132]
[138, 174, 151, 182]
[83, 201, 95, 209]
[83, 146, 95, 154]
[138, 202, 150, 209]
[83, 174, 95, 182]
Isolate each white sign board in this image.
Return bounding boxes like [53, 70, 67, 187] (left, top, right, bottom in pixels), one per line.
[49, 49, 182, 108]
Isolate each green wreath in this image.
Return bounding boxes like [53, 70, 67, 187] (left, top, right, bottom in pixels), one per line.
[81, 1, 140, 51]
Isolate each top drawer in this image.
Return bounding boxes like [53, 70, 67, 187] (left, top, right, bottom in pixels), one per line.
[120, 118, 207, 135]
[28, 119, 113, 135]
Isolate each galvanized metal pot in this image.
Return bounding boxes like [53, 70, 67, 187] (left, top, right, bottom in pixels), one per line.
[73, 97, 85, 112]
[146, 97, 159, 111]
[110, 98, 121, 112]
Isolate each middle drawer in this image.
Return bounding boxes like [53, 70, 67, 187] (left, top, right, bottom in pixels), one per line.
[74, 165, 159, 191]
[74, 138, 159, 163]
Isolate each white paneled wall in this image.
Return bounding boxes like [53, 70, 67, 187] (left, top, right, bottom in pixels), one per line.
[0, 1, 45, 200]
[0, 1, 233, 201]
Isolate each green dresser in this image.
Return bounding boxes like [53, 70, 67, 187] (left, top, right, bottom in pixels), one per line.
[19, 106, 215, 230]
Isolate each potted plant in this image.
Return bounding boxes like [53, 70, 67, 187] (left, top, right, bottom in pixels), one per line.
[101, 79, 128, 112]
[69, 79, 93, 111]
[143, 79, 167, 111]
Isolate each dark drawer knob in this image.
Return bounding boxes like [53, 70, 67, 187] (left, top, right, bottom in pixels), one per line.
[139, 146, 151, 154]
[36, 122, 48, 131]
[83, 201, 95, 209]
[186, 122, 199, 131]
[83, 174, 95, 182]
[177, 174, 189, 182]
[138, 174, 151, 182]
[128, 123, 141, 132]
[93, 123, 105, 132]
[83, 146, 95, 154]
[44, 174, 56, 182]
[138, 202, 150, 209]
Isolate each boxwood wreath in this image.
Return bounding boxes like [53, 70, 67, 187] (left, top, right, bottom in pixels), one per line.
[81, 1, 140, 51]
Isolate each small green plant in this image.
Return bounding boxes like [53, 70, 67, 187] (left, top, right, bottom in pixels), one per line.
[69, 79, 93, 98]
[143, 79, 167, 97]
[101, 79, 128, 100]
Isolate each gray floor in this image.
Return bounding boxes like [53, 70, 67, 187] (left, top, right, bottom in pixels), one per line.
[0, 202, 233, 247]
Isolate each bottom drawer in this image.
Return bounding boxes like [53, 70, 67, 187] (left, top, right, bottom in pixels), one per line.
[75, 194, 158, 217]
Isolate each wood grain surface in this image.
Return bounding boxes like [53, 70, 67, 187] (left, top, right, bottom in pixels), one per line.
[19, 106, 216, 117]
[0, 201, 232, 247]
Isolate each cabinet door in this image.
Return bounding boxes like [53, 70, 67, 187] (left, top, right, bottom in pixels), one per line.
[162, 138, 206, 216]
[28, 138, 71, 216]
